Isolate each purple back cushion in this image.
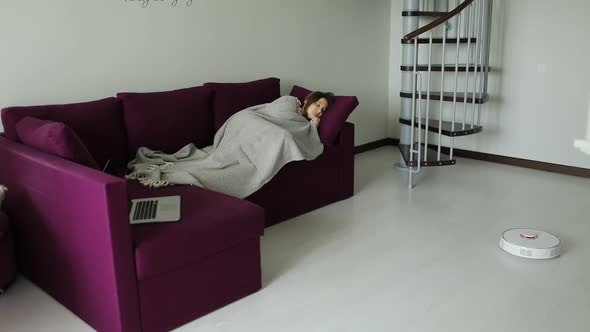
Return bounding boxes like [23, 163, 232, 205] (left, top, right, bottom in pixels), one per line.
[290, 85, 359, 146]
[15, 117, 99, 169]
[1, 97, 127, 169]
[204, 77, 280, 130]
[118, 86, 214, 156]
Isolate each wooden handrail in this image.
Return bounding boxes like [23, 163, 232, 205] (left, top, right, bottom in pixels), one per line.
[403, 0, 474, 41]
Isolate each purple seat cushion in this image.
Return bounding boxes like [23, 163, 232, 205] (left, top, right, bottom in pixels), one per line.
[15, 117, 99, 169]
[1, 97, 127, 170]
[118, 86, 214, 156]
[204, 78, 280, 130]
[127, 181, 265, 281]
[290, 85, 359, 146]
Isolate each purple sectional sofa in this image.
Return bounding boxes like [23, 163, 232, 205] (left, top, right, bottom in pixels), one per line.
[0, 78, 356, 332]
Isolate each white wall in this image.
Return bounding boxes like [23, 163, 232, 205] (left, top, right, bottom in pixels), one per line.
[389, 0, 590, 169]
[0, 0, 391, 146]
[388, 0, 403, 141]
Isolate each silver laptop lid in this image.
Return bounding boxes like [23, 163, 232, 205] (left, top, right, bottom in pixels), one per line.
[129, 196, 181, 224]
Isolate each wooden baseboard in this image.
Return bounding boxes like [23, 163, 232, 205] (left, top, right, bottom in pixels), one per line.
[450, 148, 590, 179]
[355, 138, 590, 179]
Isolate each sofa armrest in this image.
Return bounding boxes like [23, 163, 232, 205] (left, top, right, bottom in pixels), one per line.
[336, 121, 355, 148]
[0, 137, 141, 332]
[327, 122, 355, 198]
[340, 122, 355, 198]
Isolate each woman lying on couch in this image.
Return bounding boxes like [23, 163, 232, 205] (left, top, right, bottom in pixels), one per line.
[126, 91, 335, 198]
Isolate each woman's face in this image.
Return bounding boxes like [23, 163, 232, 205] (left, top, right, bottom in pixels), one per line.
[306, 98, 329, 119]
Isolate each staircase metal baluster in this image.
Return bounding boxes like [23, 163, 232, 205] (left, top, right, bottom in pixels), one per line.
[424, 32, 433, 161]
[454, 0, 460, 38]
[462, 3, 473, 130]
[465, 2, 470, 54]
[409, 72, 424, 189]
[454, 0, 461, 37]
[483, 0, 493, 101]
[480, 0, 493, 126]
[450, 12, 462, 160]
[416, 73, 423, 167]
[470, 0, 482, 129]
[410, 37, 419, 167]
[476, 0, 487, 126]
[437, 23, 448, 160]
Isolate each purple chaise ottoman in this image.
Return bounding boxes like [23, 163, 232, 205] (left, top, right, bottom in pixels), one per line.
[127, 181, 265, 332]
[0, 211, 16, 294]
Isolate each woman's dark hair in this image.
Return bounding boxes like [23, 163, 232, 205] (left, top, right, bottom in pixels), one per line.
[302, 91, 336, 117]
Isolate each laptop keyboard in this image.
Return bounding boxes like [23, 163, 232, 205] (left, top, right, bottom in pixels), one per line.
[133, 200, 158, 221]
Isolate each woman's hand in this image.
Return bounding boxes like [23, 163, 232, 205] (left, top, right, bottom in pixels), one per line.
[310, 117, 320, 127]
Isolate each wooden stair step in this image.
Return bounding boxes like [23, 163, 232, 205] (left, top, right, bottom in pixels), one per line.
[401, 37, 477, 44]
[399, 118, 483, 137]
[399, 144, 456, 167]
[399, 91, 488, 104]
[401, 64, 490, 72]
[402, 11, 448, 17]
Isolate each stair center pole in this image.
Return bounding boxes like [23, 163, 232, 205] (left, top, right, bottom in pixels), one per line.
[397, 0, 421, 173]
[397, 0, 421, 187]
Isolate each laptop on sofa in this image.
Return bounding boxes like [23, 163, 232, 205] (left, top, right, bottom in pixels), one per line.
[129, 196, 181, 224]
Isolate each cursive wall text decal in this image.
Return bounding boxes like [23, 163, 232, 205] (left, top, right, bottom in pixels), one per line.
[125, 0, 193, 8]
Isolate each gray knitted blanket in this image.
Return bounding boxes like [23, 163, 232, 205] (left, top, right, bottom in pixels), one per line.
[126, 96, 323, 198]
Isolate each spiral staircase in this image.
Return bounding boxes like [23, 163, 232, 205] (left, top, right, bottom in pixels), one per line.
[398, 0, 493, 187]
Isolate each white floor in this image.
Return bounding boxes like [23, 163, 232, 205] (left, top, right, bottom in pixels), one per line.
[1, 146, 590, 332]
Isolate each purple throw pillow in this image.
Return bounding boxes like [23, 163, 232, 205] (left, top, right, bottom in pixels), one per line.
[290, 85, 359, 146]
[15, 117, 99, 169]
[0, 97, 127, 170]
[118, 85, 214, 156]
[204, 77, 280, 130]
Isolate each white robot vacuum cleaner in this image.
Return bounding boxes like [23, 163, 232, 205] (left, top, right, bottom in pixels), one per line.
[499, 229, 561, 259]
